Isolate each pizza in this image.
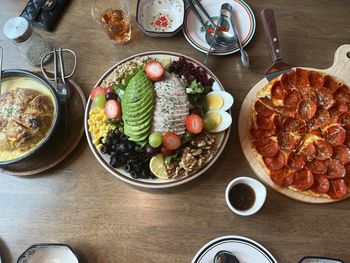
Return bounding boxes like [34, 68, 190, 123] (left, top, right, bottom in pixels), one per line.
[250, 68, 350, 200]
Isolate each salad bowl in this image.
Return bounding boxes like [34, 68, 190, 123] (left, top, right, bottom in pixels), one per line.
[84, 51, 232, 188]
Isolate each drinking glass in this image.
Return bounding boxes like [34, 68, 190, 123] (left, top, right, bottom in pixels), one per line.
[91, 0, 131, 45]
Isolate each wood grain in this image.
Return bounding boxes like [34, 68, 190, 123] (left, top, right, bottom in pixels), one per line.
[0, 1, 350, 263]
[239, 45, 350, 203]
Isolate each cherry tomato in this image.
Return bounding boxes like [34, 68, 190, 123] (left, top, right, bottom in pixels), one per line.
[186, 114, 204, 134]
[90, 86, 104, 100]
[163, 132, 181, 150]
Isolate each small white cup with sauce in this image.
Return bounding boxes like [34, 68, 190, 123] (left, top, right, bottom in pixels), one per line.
[225, 177, 267, 216]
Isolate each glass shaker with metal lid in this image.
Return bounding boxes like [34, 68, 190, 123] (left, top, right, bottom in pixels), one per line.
[3, 17, 52, 66]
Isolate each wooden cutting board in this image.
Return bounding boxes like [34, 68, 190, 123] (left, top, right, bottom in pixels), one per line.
[239, 44, 350, 203]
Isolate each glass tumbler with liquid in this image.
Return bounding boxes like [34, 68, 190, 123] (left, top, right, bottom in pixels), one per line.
[91, 0, 131, 45]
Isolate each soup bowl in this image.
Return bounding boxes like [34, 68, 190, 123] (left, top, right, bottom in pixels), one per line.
[0, 69, 61, 166]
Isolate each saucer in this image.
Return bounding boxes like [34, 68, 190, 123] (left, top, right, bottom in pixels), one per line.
[183, 0, 255, 55]
[17, 243, 79, 263]
[192, 235, 277, 263]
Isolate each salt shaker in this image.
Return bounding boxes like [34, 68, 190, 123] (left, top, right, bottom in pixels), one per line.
[3, 17, 52, 66]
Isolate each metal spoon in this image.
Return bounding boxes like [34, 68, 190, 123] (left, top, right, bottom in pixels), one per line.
[213, 251, 240, 263]
[0, 47, 3, 94]
[229, 7, 249, 68]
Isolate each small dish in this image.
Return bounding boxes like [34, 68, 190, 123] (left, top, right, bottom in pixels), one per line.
[225, 177, 266, 216]
[299, 256, 345, 263]
[17, 243, 79, 263]
[136, 0, 185, 37]
[192, 235, 278, 263]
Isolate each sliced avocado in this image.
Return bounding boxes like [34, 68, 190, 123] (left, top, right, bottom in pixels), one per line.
[124, 126, 149, 138]
[122, 99, 154, 120]
[123, 86, 151, 103]
[121, 70, 155, 140]
[122, 71, 154, 103]
[128, 133, 150, 142]
[124, 115, 152, 130]
[122, 89, 154, 114]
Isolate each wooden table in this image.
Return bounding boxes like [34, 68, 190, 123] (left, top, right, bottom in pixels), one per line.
[1, 1, 349, 262]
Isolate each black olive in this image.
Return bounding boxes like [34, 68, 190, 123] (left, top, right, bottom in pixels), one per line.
[120, 156, 127, 165]
[114, 129, 121, 137]
[120, 134, 128, 141]
[110, 157, 117, 166]
[112, 137, 120, 145]
[124, 151, 131, 157]
[139, 169, 149, 179]
[124, 141, 134, 152]
[128, 153, 138, 160]
[100, 145, 107, 154]
[110, 151, 117, 157]
[134, 162, 143, 172]
[111, 145, 116, 151]
[130, 170, 138, 179]
[105, 146, 112, 154]
[127, 158, 138, 164]
[124, 164, 132, 173]
[107, 130, 116, 139]
[134, 145, 141, 152]
[118, 142, 127, 152]
[105, 92, 118, 101]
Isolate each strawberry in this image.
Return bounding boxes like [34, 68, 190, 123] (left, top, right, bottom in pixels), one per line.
[144, 61, 165, 81]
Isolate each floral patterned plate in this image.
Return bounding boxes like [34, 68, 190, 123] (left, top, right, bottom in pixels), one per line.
[183, 0, 256, 55]
[136, 0, 185, 37]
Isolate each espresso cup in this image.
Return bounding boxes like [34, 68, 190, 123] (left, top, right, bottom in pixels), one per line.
[225, 177, 266, 216]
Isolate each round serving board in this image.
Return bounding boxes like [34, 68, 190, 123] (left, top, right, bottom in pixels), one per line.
[0, 76, 86, 176]
[85, 51, 231, 189]
[239, 44, 350, 203]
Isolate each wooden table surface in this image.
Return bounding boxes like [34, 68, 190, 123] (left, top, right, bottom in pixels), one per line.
[1, 0, 350, 262]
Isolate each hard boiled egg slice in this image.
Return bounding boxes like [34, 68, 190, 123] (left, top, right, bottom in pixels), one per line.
[205, 110, 232, 133]
[206, 91, 234, 111]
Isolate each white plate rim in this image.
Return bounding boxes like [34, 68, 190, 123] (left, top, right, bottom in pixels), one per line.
[191, 235, 278, 263]
[183, 0, 256, 55]
[84, 51, 231, 189]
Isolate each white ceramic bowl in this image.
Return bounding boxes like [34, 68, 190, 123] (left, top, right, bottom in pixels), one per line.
[17, 243, 79, 263]
[136, 0, 184, 37]
[225, 177, 266, 216]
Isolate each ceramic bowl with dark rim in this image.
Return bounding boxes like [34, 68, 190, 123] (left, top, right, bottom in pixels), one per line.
[17, 243, 79, 263]
[84, 51, 232, 189]
[0, 69, 61, 166]
[136, 0, 185, 37]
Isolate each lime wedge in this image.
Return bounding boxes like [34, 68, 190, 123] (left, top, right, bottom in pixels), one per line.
[149, 154, 168, 179]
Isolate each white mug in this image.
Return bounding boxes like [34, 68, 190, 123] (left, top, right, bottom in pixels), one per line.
[225, 177, 267, 216]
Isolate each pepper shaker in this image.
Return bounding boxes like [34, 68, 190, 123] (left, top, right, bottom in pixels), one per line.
[3, 17, 52, 66]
